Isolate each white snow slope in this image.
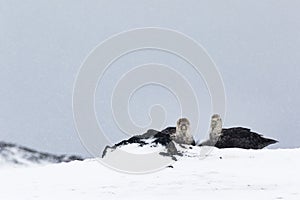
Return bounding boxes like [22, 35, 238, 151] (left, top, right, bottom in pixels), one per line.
[0, 147, 299, 200]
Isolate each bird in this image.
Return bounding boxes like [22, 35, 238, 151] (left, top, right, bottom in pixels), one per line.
[199, 114, 278, 149]
[171, 118, 195, 145]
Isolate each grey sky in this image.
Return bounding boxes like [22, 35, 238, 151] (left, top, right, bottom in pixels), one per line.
[1, 0, 300, 157]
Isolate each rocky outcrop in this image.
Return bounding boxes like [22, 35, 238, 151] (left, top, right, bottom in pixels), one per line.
[0, 141, 83, 166]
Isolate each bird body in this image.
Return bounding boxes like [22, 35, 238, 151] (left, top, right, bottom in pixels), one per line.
[214, 127, 278, 149]
[199, 115, 278, 149]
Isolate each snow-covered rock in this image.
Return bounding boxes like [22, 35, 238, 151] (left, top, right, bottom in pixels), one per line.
[0, 141, 83, 167]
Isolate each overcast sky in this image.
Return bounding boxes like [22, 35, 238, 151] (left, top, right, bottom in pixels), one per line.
[1, 0, 300, 157]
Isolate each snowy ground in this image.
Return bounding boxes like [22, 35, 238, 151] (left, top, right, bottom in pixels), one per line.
[0, 147, 299, 200]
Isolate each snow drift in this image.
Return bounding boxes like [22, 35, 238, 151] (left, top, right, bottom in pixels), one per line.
[0, 146, 299, 200]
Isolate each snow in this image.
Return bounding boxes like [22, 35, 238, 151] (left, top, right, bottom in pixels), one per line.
[0, 147, 299, 200]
